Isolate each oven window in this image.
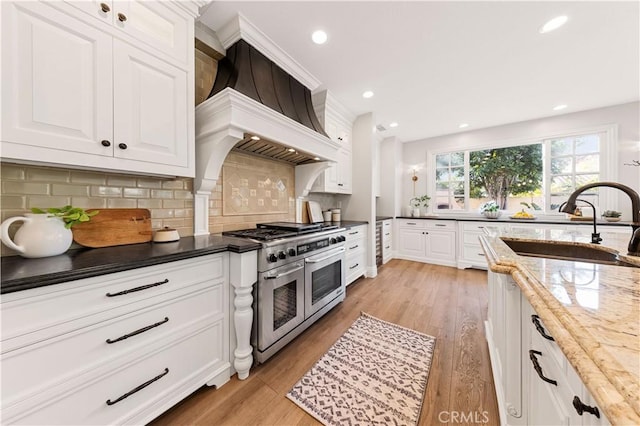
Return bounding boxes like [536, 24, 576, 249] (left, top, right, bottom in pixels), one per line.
[273, 280, 298, 330]
[311, 260, 342, 304]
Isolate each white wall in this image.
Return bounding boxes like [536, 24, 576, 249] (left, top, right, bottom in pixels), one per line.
[402, 102, 640, 220]
[377, 136, 403, 217]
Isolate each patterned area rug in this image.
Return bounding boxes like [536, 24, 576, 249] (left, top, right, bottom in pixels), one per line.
[287, 313, 436, 426]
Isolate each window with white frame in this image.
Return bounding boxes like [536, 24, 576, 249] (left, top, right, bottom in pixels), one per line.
[430, 127, 615, 215]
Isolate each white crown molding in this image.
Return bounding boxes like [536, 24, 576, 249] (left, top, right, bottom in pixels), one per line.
[216, 14, 321, 91]
[169, 0, 207, 18]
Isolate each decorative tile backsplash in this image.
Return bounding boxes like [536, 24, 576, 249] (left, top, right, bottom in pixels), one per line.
[0, 153, 333, 255]
[0, 163, 193, 256]
[208, 151, 296, 234]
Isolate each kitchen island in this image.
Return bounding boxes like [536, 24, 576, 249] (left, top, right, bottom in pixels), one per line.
[480, 227, 639, 425]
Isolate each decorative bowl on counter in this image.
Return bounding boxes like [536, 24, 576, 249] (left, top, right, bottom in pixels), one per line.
[483, 211, 502, 219]
[604, 217, 621, 222]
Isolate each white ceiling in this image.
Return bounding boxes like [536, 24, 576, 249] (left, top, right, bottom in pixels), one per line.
[198, 1, 640, 143]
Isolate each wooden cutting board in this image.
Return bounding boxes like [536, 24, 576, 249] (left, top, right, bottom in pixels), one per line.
[72, 209, 152, 248]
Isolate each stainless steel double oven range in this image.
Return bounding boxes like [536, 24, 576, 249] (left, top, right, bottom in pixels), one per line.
[224, 222, 347, 363]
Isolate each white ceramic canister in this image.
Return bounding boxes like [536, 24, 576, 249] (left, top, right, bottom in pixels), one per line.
[0, 213, 73, 258]
[331, 209, 341, 222]
[323, 210, 332, 222]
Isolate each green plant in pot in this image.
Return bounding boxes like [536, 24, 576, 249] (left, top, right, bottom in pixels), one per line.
[410, 195, 431, 216]
[480, 200, 501, 219]
[0, 205, 99, 258]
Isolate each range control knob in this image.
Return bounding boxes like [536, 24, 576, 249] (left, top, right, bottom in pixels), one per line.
[278, 251, 286, 259]
[329, 237, 337, 244]
[337, 235, 346, 242]
[288, 248, 296, 256]
[267, 253, 278, 263]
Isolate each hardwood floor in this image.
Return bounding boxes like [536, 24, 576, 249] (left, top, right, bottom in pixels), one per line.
[150, 259, 499, 425]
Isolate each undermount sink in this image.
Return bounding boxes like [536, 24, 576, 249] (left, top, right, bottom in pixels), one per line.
[501, 238, 638, 268]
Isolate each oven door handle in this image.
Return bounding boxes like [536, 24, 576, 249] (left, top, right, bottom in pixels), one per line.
[264, 264, 304, 280]
[305, 247, 346, 263]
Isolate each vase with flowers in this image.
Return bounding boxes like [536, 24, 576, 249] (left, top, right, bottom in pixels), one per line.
[480, 200, 501, 219]
[410, 195, 431, 217]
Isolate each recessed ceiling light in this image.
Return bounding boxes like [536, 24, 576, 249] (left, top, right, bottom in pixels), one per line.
[362, 91, 374, 99]
[311, 30, 328, 45]
[459, 123, 469, 129]
[553, 104, 568, 111]
[287, 148, 296, 152]
[250, 135, 260, 140]
[314, 157, 320, 161]
[539, 15, 568, 34]
[389, 122, 399, 128]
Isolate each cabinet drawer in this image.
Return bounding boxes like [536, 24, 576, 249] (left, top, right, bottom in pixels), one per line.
[1, 281, 224, 407]
[425, 220, 456, 230]
[346, 239, 365, 256]
[462, 246, 488, 264]
[1, 255, 226, 349]
[461, 222, 490, 233]
[396, 219, 426, 229]
[382, 220, 392, 231]
[5, 319, 226, 425]
[345, 225, 366, 240]
[346, 252, 366, 284]
[462, 231, 483, 245]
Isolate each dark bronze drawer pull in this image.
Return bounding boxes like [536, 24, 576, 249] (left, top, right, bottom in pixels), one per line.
[349, 245, 359, 250]
[100, 2, 110, 13]
[572, 396, 600, 418]
[106, 279, 169, 297]
[106, 368, 169, 406]
[531, 315, 555, 341]
[529, 350, 557, 386]
[349, 263, 359, 269]
[435, 224, 446, 227]
[106, 317, 169, 344]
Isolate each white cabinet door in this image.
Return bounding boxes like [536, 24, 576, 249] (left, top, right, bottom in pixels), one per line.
[113, 41, 188, 167]
[337, 148, 352, 193]
[398, 228, 426, 259]
[425, 230, 456, 262]
[111, 1, 189, 65]
[1, 1, 113, 157]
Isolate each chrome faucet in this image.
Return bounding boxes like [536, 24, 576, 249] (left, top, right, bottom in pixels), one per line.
[559, 182, 640, 255]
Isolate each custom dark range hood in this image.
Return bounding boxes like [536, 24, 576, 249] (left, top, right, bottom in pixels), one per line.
[208, 39, 328, 139]
[193, 14, 340, 236]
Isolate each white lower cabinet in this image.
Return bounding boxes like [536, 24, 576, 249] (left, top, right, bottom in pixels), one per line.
[486, 270, 609, 426]
[345, 224, 367, 285]
[0, 254, 230, 425]
[382, 219, 393, 264]
[396, 219, 456, 267]
[458, 221, 490, 269]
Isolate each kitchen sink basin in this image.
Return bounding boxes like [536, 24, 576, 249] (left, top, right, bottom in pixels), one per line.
[501, 238, 638, 268]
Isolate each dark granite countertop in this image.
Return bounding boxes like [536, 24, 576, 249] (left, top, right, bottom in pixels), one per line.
[395, 215, 632, 226]
[1, 235, 261, 294]
[376, 216, 393, 221]
[336, 220, 369, 228]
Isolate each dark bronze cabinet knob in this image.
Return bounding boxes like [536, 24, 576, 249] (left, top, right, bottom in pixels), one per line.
[117, 12, 127, 22]
[118, 143, 128, 150]
[101, 140, 111, 147]
[100, 2, 110, 13]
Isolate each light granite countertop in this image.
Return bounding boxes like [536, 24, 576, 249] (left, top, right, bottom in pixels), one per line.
[479, 227, 640, 425]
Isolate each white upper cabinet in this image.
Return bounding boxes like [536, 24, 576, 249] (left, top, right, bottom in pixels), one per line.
[1, 1, 114, 157]
[113, 40, 188, 167]
[64, 1, 189, 65]
[0, 0, 195, 177]
[311, 90, 355, 194]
